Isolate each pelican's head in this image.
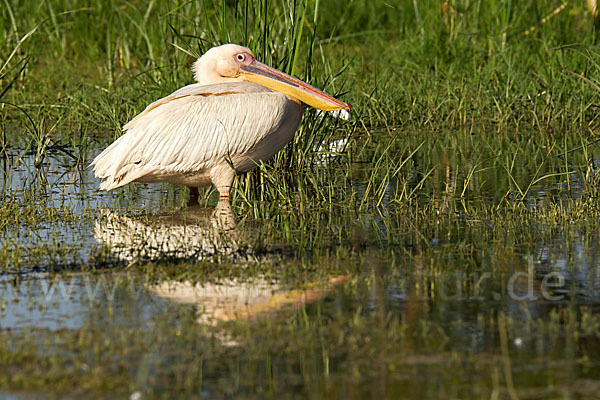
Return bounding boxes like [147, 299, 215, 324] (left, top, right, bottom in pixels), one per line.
[193, 44, 350, 112]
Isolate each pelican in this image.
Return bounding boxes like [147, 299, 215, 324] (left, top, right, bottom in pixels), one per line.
[91, 43, 350, 201]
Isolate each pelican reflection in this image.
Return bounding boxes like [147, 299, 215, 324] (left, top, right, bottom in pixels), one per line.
[94, 203, 350, 326]
[153, 275, 350, 325]
[94, 201, 243, 261]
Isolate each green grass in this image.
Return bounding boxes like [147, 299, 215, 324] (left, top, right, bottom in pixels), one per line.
[1, 0, 599, 208]
[2, 0, 600, 398]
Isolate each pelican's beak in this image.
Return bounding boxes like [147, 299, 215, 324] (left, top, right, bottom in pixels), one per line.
[239, 60, 350, 112]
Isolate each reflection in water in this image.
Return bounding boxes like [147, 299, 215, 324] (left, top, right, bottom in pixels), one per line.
[153, 275, 350, 326]
[0, 272, 171, 331]
[534, 231, 600, 301]
[0, 149, 189, 267]
[4, 147, 600, 395]
[94, 201, 243, 261]
[94, 202, 350, 325]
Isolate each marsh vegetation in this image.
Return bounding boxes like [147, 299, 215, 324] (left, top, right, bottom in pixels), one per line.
[2, 0, 600, 398]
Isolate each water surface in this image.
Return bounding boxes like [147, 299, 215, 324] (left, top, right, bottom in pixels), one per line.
[1, 146, 600, 398]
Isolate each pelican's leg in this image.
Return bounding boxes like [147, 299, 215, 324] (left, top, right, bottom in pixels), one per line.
[187, 186, 199, 206]
[211, 164, 235, 203]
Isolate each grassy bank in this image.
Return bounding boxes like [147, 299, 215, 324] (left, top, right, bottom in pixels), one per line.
[1, 1, 600, 207]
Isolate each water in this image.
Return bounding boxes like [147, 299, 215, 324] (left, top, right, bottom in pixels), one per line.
[1, 147, 600, 398]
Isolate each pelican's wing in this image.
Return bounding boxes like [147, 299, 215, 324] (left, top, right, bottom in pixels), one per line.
[124, 82, 271, 128]
[91, 82, 291, 190]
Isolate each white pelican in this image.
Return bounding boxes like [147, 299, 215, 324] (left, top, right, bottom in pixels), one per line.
[91, 43, 350, 201]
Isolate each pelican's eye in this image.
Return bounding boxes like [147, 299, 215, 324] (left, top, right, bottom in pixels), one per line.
[235, 52, 253, 65]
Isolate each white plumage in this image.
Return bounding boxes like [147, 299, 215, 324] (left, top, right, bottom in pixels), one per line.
[92, 82, 301, 191]
[91, 44, 349, 201]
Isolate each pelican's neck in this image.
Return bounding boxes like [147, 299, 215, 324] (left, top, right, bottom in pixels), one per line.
[284, 95, 303, 107]
[192, 58, 242, 85]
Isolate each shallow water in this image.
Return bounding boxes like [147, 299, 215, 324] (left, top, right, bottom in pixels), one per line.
[1, 147, 600, 398]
